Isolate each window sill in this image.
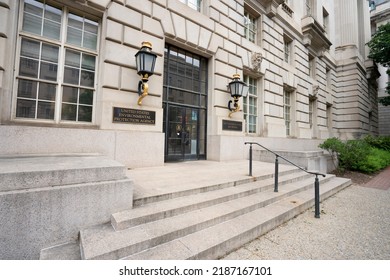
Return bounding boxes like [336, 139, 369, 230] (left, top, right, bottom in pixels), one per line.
[5, 120, 99, 130]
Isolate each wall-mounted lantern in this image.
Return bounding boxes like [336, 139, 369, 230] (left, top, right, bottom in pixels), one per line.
[227, 74, 249, 117]
[135, 41, 157, 105]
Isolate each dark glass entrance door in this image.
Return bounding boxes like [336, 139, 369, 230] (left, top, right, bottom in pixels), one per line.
[165, 105, 200, 161]
[163, 44, 207, 162]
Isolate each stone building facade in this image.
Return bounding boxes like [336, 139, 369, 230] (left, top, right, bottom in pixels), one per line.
[0, 0, 378, 168]
[371, 0, 390, 136]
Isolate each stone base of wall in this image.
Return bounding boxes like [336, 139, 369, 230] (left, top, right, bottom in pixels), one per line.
[0, 125, 164, 168]
[0, 154, 133, 259]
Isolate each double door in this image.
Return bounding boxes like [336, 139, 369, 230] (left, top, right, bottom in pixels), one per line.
[164, 105, 205, 161]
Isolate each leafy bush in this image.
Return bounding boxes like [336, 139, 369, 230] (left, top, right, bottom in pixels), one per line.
[318, 137, 344, 170]
[358, 148, 390, 173]
[342, 140, 371, 171]
[319, 137, 390, 174]
[363, 135, 390, 151]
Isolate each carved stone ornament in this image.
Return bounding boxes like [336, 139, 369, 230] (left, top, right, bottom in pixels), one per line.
[310, 85, 319, 99]
[251, 52, 263, 72]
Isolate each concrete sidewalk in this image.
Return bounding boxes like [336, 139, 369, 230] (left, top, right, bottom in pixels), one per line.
[222, 167, 390, 260]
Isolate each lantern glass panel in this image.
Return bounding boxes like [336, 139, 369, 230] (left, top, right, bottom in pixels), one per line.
[144, 53, 156, 74]
[242, 84, 249, 97]
[135, 50, 157, 75]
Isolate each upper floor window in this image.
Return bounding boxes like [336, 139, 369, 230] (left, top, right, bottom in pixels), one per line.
[179, 0, 201, 12]
[309, 98, 315, 127]
[326, 103, 332, 130]
[323, 7, 329, 33]
[284, 36, 292, 64]
[308, 55, 315, 79]
[244, 11, 257, 43]
[284, 89, 292, 136]
[326, 67, 331, 88]
[243, 75, 258, 134]
[15, 0, 99, 123]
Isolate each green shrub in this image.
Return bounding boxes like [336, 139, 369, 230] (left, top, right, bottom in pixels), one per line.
[363, 135, 390, 151]
[341, 140, 371, 172]
[318, 137, 344, 170]
[358, 148, 390, 173]
[319, 137, 390, 174]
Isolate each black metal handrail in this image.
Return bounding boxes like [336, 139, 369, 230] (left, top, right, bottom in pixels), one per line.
[245, 141, 326, 218]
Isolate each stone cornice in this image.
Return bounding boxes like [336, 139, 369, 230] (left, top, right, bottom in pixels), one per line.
[301, 15, 332, 54]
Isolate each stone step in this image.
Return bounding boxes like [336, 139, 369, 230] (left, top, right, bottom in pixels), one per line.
[111, 170, 313, 230]
[124, 177, 351, 260]
[133, 167, 299, 207]
[79, 175, 336, 260]
[40, 242, 81, 260]
[0, 154, 127, 192]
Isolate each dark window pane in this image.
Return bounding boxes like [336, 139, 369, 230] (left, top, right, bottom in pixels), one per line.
[19, 58, 39, 78]
[65, 49, 80, 67]
[83, 32, 97, 50]
[37, 101, 55, 119]
[68, 13, 83, 29]
[163, 87, 167, 101]
[85, 19, 98, 34]
[200, 82, 206, 94]
[67, 26, 82, 47]
[80, 70, 94, 87]
[24, 0, 44, 17]
[40, 62, 58, 81]
[64, 67, 79, 84]
[78, 105, 92, 122]
[61, 103, 77, 120]
[79, 88, 93, 105]
[62, 86, 78, 103]
[186, 64, 193, 78]
[16, 99, 36, 118]
[44, 4, 61, 22]
[178, 63, 185, 76]
[41, 43, 59, 63]
[81, 54, 95, 71]
[23, 12, 42, 35]
[18, 79, 37, 99]
[21, 38, 40, 59]
[201, 95, 206, 108]
[43, 19, 61, 40]
[38, 83, 56, 101]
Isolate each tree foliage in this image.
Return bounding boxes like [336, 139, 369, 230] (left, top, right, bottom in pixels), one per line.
[367, 22, 390, 106]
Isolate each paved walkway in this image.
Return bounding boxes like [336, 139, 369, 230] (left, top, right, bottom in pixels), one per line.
[222, 167, 390, 260]
[362, 166, 390, 191]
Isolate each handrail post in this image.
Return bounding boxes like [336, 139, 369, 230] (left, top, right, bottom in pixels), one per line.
[314, 175, 320, 218]
[248, 143, 253, 176]
[274, 155, 279, 192]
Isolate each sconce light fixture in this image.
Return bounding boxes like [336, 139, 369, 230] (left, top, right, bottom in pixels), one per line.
[227, 74, 249, 117]
[135, 41, 157, 105]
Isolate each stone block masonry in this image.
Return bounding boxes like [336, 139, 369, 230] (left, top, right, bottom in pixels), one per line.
[0, 155, 134, 259]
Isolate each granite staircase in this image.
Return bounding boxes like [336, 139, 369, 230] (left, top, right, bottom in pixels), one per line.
[40, 164, 351, 260]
